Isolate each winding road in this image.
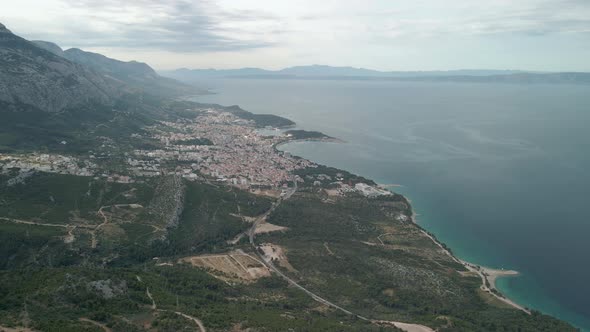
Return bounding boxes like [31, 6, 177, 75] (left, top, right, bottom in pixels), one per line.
[136, 275, 206, 332]
[247, 181, 435, 332]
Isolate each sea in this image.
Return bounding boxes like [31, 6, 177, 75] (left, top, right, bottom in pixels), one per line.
[191, 78, 590, 331]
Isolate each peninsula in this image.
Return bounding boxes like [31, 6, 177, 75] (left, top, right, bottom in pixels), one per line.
[0, 23, 577, 331]
[0, 102, 575, 331]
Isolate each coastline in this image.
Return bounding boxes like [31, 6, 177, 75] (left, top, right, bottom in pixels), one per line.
[273, 136, 344, 151]
[276, 135, 531, 314]
[190, 83, 590, 331]
[409, 207, 530, 313]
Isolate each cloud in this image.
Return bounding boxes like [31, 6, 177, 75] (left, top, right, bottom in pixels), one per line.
[3, 0, 590, 71]
[366, 0, 590, 40]
[25, 0, 281, 52]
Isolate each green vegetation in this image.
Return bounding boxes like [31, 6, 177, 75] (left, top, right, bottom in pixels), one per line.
[0, 168, 577, 331]
[0, 172, 153, 225]
[0, 91, 578, 332]
[223, 105, 295, 128]
[294, 164, 378, 187]
[0, 93, 163, 154]
[260, 189, 575, 331]
[0, 260, 395, 331]
[285, 129, 332, 140]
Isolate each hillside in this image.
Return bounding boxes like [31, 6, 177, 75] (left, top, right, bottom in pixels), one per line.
[0, 24, 204, 153]
[0, 101, 578, 331]
[32, 41, 200, 98]
[0, 22, 580, 332]
[0, 23, 123, 113]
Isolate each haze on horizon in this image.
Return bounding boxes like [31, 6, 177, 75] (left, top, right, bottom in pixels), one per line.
[3, 0, 590, 72]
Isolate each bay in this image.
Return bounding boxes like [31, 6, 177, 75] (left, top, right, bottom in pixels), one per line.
[192, 78, 590, 331]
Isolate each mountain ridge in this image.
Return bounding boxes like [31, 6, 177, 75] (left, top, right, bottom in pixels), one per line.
[162, 65, 590, 85]
[0, 24, 123, 113]
[32, 40, 200, 98]
[163, 65, 530, 79]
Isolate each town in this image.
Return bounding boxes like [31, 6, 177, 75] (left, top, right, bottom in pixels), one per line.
[131, 108, 314, 191]
[0, 107, 392, 198]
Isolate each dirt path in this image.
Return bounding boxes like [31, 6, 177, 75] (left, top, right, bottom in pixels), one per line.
[0, 326, 35, 332]
[0, 217, 96, 229]
[146, 288, 157, 310]
[92, 204, 144, 248]
[246, 182, 434, 332]
[0, 217, 70, 228]
[135, 275, 206, 331]
[0, 216, 102, 247]
[64, 226, 77, 244]
[172, 311, 207, 332]
[228, 232, 245, 245]
[79, 318, 112, 332]
[323, 242, 335, 256]
[377, 233, 394, 245]
[375, 321, 435, 332]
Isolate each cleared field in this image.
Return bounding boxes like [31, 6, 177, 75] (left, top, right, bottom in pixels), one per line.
[179, 251, 270, 283]
[254, 222, 288, 234]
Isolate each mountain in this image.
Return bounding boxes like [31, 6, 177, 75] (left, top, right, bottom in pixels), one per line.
[0, 22, 579, 331]
[32, 41, 199, 97]
[168, 67, 273, 80]
[30, 40, 64, 57]
[161, 65, 531, 82]
[164, 65, 590, 85]
[0, 23, 123, 113]
[0, 23, 186, 152]
[279, 64, 383, 77]
[401, 72, 590, 84]
[277, 65, 528, 77]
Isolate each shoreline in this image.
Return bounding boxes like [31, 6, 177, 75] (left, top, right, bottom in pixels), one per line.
[273, 136, 345, 151]
[274, 131, 529, 313]
[276, 136, 530, 314]
[409, 211, 530, 313]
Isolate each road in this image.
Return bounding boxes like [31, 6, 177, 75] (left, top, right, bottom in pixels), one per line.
[247, 181, 297, 244]
[79, 318, 112, 332]
[0, 217, 93, 229]
[173, 311, 207, 332]
[136, 275, 206, 331]
[92, 204, 144, 248]
[247, 181, 434, 332]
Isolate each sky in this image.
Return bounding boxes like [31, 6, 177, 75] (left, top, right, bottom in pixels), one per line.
[2, 0, 590, 71]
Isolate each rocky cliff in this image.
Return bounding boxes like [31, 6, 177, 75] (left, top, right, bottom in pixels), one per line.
[32, 41, 199, 98]
[0, 23, 124, 113]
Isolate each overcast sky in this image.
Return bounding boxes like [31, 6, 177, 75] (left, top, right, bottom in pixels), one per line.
[3, 0, 590, 71]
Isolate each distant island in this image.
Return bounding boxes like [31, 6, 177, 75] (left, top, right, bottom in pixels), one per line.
[0, 22, 579, 331]
[162, 65, 590, 85]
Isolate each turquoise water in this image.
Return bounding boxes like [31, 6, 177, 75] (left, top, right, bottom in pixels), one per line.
[192, 79, 590, 330]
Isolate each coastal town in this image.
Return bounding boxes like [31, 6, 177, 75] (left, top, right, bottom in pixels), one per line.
[130, 108, 314, 190]
[0, 107, 393, 198]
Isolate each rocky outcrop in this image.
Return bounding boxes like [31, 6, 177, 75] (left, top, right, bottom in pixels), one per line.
[64, 47, 158, 79]
[31, 40, 65, 57]
[86, 279, 128, 299]
[149, 175, 186, 230]
[0, 23, 124, 113]
[61, 47, 198, 97]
